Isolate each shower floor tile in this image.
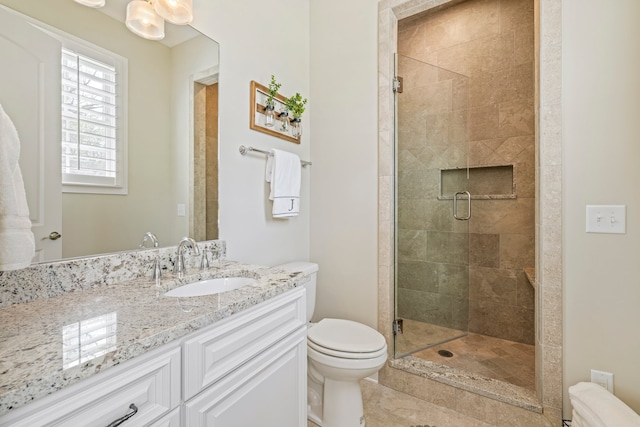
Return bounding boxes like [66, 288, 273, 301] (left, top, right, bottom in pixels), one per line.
[395, 319, 467, 356]
[411, 329, 535, 391]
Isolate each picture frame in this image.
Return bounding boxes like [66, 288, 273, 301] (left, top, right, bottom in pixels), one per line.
[249, 80, 299, 144]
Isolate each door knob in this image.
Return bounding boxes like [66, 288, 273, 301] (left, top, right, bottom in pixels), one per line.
[46, 231, 62, 240]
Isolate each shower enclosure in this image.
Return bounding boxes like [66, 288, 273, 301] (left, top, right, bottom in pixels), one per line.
[393, 54, 471, 357]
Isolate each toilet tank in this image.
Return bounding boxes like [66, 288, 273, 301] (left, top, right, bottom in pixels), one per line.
[274, 261, 318, 322]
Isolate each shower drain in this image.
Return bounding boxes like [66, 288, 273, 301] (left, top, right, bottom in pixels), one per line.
[437, 349, 454, 358]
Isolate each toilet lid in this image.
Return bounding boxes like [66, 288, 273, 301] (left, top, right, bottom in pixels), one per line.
[307, 318, 386, 354]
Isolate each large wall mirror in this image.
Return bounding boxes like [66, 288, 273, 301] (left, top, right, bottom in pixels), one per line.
[0, 0, 219, 264]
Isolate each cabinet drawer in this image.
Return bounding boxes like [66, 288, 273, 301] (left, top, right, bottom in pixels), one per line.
[183, 287, 306, 400]
[0, 345, 181, 427]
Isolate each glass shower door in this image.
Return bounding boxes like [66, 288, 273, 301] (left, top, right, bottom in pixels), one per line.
[393, 54, 471, 357]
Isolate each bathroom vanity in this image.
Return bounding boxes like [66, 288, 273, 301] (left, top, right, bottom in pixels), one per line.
[0, 246, 308, 426]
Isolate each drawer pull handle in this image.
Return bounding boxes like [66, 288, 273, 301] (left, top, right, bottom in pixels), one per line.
[105, 403, 138, 427]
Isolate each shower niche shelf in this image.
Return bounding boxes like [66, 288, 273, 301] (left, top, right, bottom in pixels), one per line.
[439, 164, 516, 200]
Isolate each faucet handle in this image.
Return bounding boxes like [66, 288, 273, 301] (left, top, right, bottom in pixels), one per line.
[152, 257, 162, 282]
[200, 249, 210, 270]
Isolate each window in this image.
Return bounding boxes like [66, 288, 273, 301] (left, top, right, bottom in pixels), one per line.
[60, 43, 127, 194]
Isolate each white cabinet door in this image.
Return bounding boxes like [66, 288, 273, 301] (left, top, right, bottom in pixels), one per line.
[184, 327, 307, 427]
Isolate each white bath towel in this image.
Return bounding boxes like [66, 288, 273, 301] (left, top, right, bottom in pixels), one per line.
[0, 104, 35, 271]
[265, 148, 301, 218]
[569, 382, 640, 427]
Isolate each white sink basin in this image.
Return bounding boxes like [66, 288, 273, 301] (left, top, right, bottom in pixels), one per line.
[165, 277, 256, 297]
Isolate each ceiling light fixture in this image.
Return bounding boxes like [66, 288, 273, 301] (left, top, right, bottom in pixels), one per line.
[73, 0, 194, 41]
[153, 0, 193, 25]
[125, 0, 165, 40]
[73, 0, 106, 8]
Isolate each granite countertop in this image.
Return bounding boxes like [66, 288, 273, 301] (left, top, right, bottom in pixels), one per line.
[0, 260, 305, 417]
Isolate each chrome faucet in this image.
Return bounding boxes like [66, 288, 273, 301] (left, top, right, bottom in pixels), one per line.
[139, 232, 159, 249]
[174, 237, 200, 278]
[140, 232, 161, 282]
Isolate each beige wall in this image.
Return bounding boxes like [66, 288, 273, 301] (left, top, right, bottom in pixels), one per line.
[563, 0, 640, 416]
[170, 34, 220, 241]
[61, 36, 175, 258]
[308, 0, 379, 327]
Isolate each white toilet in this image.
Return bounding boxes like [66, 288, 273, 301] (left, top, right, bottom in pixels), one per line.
[276, 262, 387, 427]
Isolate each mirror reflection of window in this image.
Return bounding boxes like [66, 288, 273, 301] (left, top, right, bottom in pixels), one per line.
[61, 46, 128, 194]
[62, 312, 117, 369]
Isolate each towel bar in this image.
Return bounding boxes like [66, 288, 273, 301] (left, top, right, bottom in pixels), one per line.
[239, 145, 312, 167]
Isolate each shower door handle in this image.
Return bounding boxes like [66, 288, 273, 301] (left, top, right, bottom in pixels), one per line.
[453, 191, 471, 221]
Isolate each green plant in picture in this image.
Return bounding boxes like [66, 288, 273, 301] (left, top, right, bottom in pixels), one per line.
[285, 92, 308, 120]
[265, 75, 281, 108]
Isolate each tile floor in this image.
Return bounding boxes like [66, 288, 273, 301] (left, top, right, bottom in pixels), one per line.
[308, 379, 497, 427]
[397, 320, 535, 390]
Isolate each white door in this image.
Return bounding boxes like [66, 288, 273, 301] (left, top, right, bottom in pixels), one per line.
[0, 6, 62, 261]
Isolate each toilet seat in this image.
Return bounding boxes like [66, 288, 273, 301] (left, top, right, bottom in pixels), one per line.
[308, 340, 387, 359]
[307, 318, 387, 359]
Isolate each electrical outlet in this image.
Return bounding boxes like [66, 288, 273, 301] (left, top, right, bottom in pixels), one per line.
[591, 369, 614, 393]
[177, 204, 186, 217]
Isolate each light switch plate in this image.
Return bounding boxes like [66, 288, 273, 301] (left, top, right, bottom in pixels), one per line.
[177, 204, 186, 217]
[586, 205, 626, 234]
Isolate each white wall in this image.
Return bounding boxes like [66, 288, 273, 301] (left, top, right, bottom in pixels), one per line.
[191, 0, 310, 266]
[192, 0, 379, 326]
[308, 0, 379, 326]
[563, 0, 640, 414]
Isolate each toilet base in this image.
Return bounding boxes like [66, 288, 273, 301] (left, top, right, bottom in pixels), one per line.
[307, 384, 323, 425]
[310, 377, 365, 427]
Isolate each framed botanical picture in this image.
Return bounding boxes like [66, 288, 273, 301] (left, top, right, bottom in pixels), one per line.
[249, 80, 299, 144]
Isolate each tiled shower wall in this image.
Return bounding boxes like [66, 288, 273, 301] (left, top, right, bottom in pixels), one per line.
[396, 57, 471, 332]
[396, 0, 535, 345]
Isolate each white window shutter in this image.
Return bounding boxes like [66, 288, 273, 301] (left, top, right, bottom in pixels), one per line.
[61, 47, 127, 193]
